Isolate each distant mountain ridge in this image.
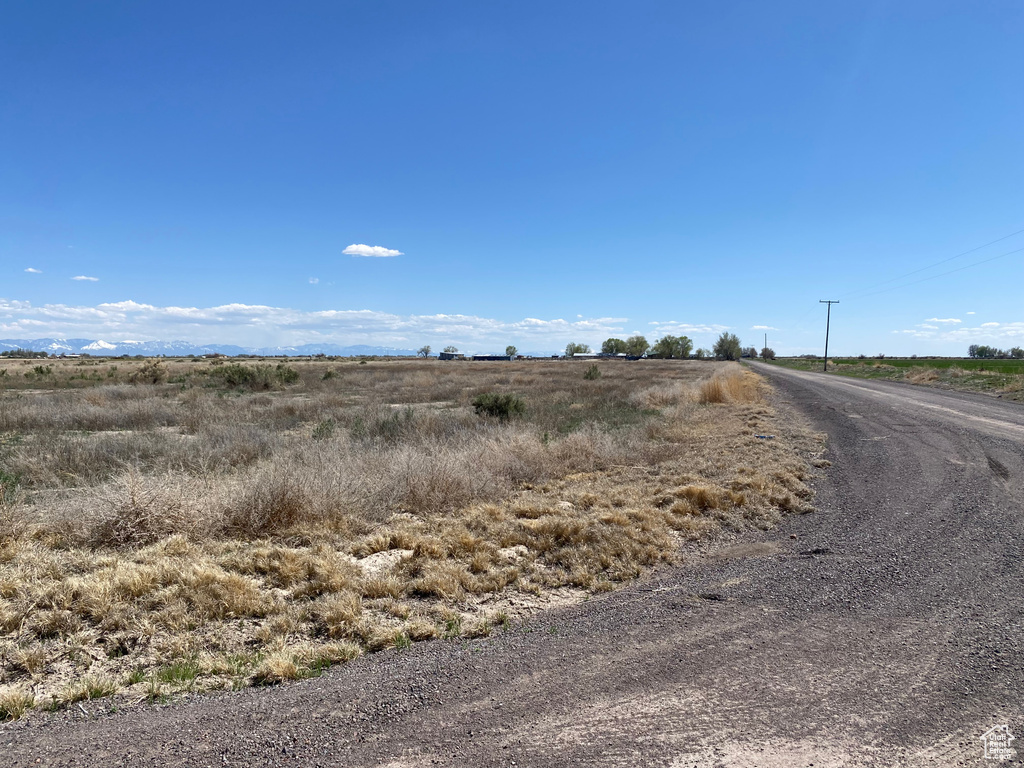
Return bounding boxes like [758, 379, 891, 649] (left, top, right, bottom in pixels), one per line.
[0, 338, 421, 357]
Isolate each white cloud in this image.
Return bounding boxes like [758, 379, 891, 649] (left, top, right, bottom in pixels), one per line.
[966, 311, 975, 315]
[925, 317, 960, 324]
[343, 244, 403, 258]
[892, 319, 1024, 344]
[24, 268, 42, 274]
[751, 325, 778, 331]
[649, 321, 729, 336]
[71, 275, 99, 282]
[0, 298, 639, 350]
[309, 277, 319, 284]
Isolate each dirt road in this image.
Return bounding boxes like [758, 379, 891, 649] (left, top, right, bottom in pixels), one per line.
[4, 364, 1023, 767]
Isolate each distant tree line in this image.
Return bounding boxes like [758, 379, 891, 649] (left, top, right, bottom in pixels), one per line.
[563, 332, 765, 361]
[968, 344, 1024, 359]
[0, 348, 49, 359]
[422, 331, 774, 361]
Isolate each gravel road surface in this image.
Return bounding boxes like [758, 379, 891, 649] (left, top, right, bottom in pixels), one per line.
[4, 363, 1022, 767]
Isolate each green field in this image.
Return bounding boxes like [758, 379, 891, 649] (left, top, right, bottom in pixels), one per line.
[766, 357, 1024, 401]
[827, 357, 1024, 373]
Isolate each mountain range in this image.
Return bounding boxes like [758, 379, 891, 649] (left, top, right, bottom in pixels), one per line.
[0, 338, 421, 357]
[0, 338, 561, 358]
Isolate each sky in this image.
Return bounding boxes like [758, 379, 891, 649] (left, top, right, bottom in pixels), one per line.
[2, 1, 1023, 355]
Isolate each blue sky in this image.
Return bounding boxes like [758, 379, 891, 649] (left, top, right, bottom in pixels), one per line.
[2, 1, 1022, 355]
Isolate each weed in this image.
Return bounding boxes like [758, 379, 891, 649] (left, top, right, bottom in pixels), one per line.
[209, 363, 299, 391]
[61, 676, 118, 704]
[155, 658, 201, 686]
[0, 687, 35, 721]
[145, 676, 167, 703]
[443, 615, 463, 639]
[464, 619, 492, 638]
[128, 360, 167, 384]
[312, 419, 336, 441]
[472, 392, 526, 421]
[253, 650, 300, 685]
[583, 364, 602, 380]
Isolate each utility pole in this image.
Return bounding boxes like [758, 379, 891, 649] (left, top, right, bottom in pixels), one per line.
[819, 300, 838, 371]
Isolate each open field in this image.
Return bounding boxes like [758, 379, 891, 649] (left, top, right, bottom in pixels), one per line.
[0, 357, 823, 720]
[767, 356, 1024, 402]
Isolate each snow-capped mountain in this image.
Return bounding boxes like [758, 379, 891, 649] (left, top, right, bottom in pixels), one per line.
[0, 338, 420, 357]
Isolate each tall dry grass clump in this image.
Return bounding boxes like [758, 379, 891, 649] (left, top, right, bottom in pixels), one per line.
[0, 357, 824, 715]
[697, 368, 763, 404]
[906, 367, 940, 384]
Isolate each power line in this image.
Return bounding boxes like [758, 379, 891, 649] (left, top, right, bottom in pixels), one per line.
[838, 226, 1024, 299]
[852, 245, 1024, 300]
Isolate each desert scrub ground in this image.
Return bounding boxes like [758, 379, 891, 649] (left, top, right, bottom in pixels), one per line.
[0, 357, 825, 719]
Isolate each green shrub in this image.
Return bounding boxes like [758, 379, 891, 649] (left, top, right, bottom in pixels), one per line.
[275, 363, 300, 384]
[209, 363, 300, 391]
[472, 393, 525, 421]
[583, 364, 601, 380]
[129, 360, 167, 384]
[312, 419, 336, 441]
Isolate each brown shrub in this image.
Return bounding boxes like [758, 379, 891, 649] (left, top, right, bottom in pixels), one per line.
[73, 472, 215, 548]
[906, 367, 939, 384]
[222, 470, 312, 538]
[697, 369, 762, 404]
[311, 591, 363, 638]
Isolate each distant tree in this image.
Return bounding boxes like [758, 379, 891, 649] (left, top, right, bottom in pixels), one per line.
[712, 332, 742, 361]
[443, 345, 458, 354]
[625, 335, 649, 357]
[694, 348, 709, 360]
[650, 335, 693, 359]
[417, 345, 431, 358]
[742, 346, 758, 358]
[0, 348, 48, 359]
[760, 347, 776, 360]
[601, 337, 628, 354]
[970, 344, 1018, 359]
[505, 345, 518, 357]
[565, 342, 591, 356]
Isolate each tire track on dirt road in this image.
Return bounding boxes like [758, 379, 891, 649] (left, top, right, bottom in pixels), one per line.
[4, 363, 1023, 767]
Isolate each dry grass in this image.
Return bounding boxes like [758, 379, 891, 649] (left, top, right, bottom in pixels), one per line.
[906, 368, 940, 384]
[0, 686, 35, 721]
[0, 358, 825, 717]
[697, 368, 764, 404]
